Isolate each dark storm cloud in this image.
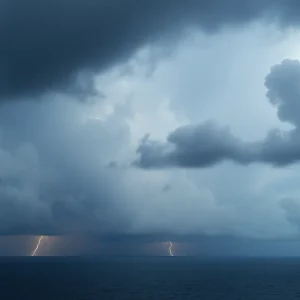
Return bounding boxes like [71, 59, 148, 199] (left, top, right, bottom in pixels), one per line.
[1, 0, 300, 99]
[135, 123, 259, 168]
[135, 59, 300, 168]
[2, 0, 300, 243]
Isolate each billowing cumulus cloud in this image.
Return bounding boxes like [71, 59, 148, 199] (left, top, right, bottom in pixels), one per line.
[1, 0, 300, 99]
[2, 1, 300, 251]
[0, 71, 294, 241]
[0, 96, 239, 238]
[135, 59, 300, 169]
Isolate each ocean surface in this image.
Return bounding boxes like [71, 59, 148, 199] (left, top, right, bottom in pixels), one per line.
[1, 257, 300, 299]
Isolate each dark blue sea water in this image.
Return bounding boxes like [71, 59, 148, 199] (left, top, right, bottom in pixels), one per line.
[1, 257, 300, 299]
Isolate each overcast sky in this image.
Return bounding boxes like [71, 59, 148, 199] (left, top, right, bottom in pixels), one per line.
[3, 0, 300, 255]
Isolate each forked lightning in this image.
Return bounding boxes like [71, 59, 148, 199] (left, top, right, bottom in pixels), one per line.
[168, 241, 174, 256]
[31, 236, 44, 256]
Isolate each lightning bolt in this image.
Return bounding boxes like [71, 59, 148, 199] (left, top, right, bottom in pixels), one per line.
[31, 236, 44, 256]
[168, 241, 174, 256]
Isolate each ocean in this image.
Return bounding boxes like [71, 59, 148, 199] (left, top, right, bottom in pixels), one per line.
[1, 257, 300, 299]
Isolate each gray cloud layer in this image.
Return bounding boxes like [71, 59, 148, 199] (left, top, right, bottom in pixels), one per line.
[0, 98, 133, 235]
[1, 1, 300, 241]
[136, 59, 300, 168]
[1, 0, 300, 99]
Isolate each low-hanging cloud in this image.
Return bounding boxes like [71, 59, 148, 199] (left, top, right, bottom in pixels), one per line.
[1, 0, 300, 99]
[135, 59, 300, 169]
